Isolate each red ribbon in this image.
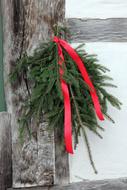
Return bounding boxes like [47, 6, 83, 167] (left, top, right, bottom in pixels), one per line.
[53, 36, 104, 154]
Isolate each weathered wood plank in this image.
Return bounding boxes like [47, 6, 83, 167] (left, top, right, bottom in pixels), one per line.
[67, 18, 127, 42]
[8, 177, 127, 190]
[0, 112, 12, 190]
[2, 0, 68, 188]
[54, 129, 69, 185]
[0, 0, 6, 111]
[52, 178, 127, 190]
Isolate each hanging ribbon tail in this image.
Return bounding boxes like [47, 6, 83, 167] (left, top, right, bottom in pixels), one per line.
[62, 80, 73, 154]
[53, 37, 73, 154]
[54, 36, 104, 121]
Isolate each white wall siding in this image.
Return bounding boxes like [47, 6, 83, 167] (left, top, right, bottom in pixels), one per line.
[69, 43, 127, 182]
[66, 0, 127, 183]
[66, 0, 127, 18]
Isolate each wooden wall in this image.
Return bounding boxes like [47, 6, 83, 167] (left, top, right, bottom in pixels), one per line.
[0, 113, 12, 190]
[1, 0, 127, 189]
[0, 1, 6, 111]
[1, 0, 69, 188]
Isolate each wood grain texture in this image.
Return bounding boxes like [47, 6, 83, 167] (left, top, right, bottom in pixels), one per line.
[0, 0, 6, 111]
[8, 178, 127, 190]
[1, 0, 68, 188]
[0, 112, 12, 190]
[52, 178, 127, 190]
[54, 129, 69, 185]
[67, 18, 127, 42]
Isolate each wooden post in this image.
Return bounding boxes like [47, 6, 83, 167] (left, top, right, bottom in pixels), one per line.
[1, 0, 69, 188]
[0, 112, 12, 190]
[0, 0, 6, 111]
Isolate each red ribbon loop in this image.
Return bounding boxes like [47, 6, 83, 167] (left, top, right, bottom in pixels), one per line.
[53, 36, 104, 154]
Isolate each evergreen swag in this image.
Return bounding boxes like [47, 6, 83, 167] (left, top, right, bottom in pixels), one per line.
[10, 26, 122, 173]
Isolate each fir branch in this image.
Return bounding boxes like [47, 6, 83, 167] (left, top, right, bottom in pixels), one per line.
[9, 27, 122, 174]
[96, 125, 105, 131]
[82, 128, 98, 174]
[70, 86, 98, 174]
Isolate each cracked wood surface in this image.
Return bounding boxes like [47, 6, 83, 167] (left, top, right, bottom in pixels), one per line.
[1, 0, 68, 188]
[8, 178, 127, 190]
[0, 112, 12, 190]
[67, 18, 127, 42]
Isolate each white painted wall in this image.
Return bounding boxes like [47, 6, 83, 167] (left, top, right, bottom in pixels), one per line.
[69, 43, 127, 182]
[66, 0, 127, 183]
[66, 0, 127, 18]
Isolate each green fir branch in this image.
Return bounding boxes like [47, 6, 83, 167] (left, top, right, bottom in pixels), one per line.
[9, 27, 122, 173]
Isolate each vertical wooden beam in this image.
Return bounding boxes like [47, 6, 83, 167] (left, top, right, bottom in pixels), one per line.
[0, 112, 12, 190]
[54, 129, 70, 185]
[2, 0, 69, 188]
[0, 1, 6, 111]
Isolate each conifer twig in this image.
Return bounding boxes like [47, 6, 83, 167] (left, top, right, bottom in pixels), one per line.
[92, 130, 103, 139]
[70, 86, 98, 174]
[82, 128, 98, 174]
[103, 113, 115, 124]
[97, 125, 105, 131]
